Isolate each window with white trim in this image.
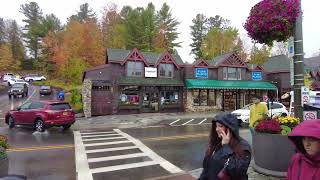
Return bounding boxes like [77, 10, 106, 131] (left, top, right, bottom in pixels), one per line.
[159, 64, 174, 78]
[127, 61, 143, 77]
[223, 67, 242, 80]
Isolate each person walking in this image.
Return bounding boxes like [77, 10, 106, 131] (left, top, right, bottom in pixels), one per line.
[287, 120, 320, 180]
[199, 113, 251, 180]
[249, 95, 268, 128]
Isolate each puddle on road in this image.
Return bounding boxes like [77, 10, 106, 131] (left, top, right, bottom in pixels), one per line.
[32, 130, 50, 142]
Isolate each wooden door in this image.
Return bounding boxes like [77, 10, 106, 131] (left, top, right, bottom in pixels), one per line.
[91, 85, 113, 116]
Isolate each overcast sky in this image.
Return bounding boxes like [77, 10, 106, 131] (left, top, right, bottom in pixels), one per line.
[0, 0, 319, 63]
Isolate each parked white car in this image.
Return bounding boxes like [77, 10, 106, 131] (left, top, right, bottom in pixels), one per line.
[232, 102, 289, 125]
[2, 73, 14, 82]
[24, 74, 46, 82]
[7, 78, 29, 87]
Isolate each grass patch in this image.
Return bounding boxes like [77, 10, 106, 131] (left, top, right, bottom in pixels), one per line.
[0, 85, 5, 91]
[33, 79, 83, 113]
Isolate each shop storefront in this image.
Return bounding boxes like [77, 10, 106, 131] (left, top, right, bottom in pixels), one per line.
[185, 79, 277, 112]
[117, 77, 184, 114]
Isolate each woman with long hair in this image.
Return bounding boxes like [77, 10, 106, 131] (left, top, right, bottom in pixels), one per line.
[199, 113, 251, 180]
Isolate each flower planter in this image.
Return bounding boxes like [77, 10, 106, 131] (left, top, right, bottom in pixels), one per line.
[252, 130, 295, 177]
[0, 155, 9, 177]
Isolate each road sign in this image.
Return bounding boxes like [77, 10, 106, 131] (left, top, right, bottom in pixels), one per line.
[301, 86, 310, 106]
[303, 111, 317, 120]
[252, 71, 262, 81]
[288, 37, 294, 58]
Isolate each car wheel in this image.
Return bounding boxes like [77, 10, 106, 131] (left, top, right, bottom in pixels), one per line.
[281, 113, 287, 117]
[62, 125, 71, 130]
[34, 119, 45, 132]
[29, 79, 33, 82]
[8, 95, 11, 99]
[8, 116, 15, 129]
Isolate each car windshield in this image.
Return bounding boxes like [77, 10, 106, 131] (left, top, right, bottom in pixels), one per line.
[12, 84, 24, 88]
[41, 86, 50, 89]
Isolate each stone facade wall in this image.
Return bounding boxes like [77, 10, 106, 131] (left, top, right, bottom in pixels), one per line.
[185, 90, 222, 112]
[82, 78, 92, 118]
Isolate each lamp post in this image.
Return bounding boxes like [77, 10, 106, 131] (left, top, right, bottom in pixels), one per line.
[293, 0, 304, 120]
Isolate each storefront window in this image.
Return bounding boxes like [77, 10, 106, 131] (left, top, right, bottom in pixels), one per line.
[161, 91, 179, 105]
[193, 89, 212, 106]
[127, 61, 143, 77]
[159, 64, 174, 78]
[119, 86, 140, 106]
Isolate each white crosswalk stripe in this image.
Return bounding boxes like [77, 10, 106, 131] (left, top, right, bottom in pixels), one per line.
[74, 129, 183, 180]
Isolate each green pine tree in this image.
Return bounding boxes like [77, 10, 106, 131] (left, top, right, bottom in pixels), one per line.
[190, 14, 207, 59]
[156, 3, 181, 53]
[20, 1, 43, 59]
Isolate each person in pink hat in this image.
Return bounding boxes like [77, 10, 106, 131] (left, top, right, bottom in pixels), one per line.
[287, 120, 320, 180]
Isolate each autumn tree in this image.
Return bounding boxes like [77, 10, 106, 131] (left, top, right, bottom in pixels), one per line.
[201, 27, 238, 60]
[250, 45, 271, 65]
[7, 20, 25, 64]
[0, 44, 20, 70]
[20, 1, 43, 59]
[43, 20, 104, 83]
[101, 3, 125, 49]
[190, 14, 207, 59]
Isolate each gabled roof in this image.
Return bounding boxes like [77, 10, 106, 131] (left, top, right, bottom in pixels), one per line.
[193, 59, 209, 67]
[107, 48, 184, 66]
[262, 55, 290, 72]
[305, 56, 320, 71]
[247, 64, 264, 71]
[121, 48, 149, 66]
[209, 52, 234, 66]
[209, 52, 247, 68]
[155, 51, 180, 69]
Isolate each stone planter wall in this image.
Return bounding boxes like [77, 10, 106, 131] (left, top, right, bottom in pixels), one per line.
[185, 90, 222, 112]
[82, 79, 92, 118]
[0, 156, 8, 177]
[252, 131, 295, 177]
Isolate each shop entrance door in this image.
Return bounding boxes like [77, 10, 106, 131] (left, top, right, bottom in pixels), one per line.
[142, 92, 160, 113]
[223, 90, 236, 111]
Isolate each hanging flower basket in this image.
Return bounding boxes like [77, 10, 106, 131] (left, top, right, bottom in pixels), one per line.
[244, 0, 300, 45]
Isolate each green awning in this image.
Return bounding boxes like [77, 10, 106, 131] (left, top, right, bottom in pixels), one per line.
[186, 79, 277, 90]
[118, 77, 184, 86]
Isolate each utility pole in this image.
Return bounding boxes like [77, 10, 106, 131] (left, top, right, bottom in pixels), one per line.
[293, 0, 304, 120]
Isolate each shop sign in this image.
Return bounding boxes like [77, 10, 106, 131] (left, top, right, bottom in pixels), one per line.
[195, 68, 208, 78]
[252, 71, 262, 81]
[145, 67, 157, 77]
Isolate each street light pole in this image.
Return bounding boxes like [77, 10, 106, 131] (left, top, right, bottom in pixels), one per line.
[293, 0, 304, 120]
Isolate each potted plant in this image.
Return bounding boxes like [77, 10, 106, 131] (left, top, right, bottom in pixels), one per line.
[0, 134, 9, 177]
[244, 0, 300, 45]
[252, 116, 301, 177]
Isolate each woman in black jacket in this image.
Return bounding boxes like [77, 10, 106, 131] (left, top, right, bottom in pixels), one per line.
[199, 112, 251, 180]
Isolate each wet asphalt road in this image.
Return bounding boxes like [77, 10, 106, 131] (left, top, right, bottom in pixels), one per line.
[0, 82, 251, 180]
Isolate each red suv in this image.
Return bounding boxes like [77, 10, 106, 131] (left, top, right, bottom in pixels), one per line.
[5, 101, 76, 132]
